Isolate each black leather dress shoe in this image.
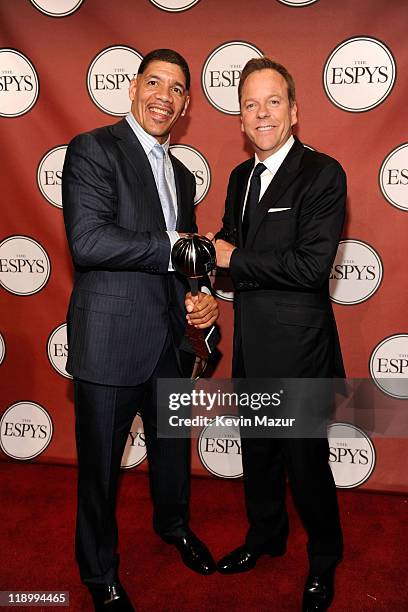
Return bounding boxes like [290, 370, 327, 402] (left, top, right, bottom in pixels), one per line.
[302, 569, 335, 611]
[217, 543, 286, 574]
[87, 582, 135, 611]
[163, 530, 216, 575]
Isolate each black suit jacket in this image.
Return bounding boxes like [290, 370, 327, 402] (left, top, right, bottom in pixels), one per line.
[62, 118, 196, 386]
[217, 138, 346, 378]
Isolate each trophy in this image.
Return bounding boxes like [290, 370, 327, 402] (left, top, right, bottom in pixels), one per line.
[172, 234, 220, 377]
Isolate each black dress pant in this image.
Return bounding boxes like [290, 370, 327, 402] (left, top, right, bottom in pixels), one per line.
[74, 336, 190, 585]
[235, 346, 343, 575]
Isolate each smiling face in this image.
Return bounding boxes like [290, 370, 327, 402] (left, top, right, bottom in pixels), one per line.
[129, 60, 190, 143]
[240, 68, 297, 160]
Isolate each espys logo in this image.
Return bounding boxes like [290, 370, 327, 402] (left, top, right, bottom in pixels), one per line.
[0, 236, 51, 296]
[379, 143, 408, 212]
[328, 423, 375, 488]
[37, 145, 67, 209]
[29, 0, 84, 17]
[210, 271, 234, 302]
[329, 240, 383, 305]
[0, 49, 39, 118]
[277, 0, 319, 5]
[121, 413, 147, 469]
[87, 46, 143, 116]
[323, 37, 396, 112]
[170, 145, 211, 204]
[0, 402, 53, 460]
[198, 416, 243, 478]
[202, 41, 263, 115]
[369, 334, 408, 399]
[47, 323, 72, 379]
[0, 333, 6, 366]
[149, 0, 200, 11]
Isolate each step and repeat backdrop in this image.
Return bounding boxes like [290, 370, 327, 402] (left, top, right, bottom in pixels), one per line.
[1, 0, 407, 492]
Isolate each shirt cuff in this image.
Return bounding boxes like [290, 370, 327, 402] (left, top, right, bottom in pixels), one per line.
[200, 285, 212, 295]
[166, 231, 180, 271]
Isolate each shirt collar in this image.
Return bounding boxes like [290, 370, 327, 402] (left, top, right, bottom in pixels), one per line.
[126, 112, 170, 156]
[255, 134, 295, 174]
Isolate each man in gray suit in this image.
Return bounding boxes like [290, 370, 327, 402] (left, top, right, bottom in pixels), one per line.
[62, 49, 218, 611]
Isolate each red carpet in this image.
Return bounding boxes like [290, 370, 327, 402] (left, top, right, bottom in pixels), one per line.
[1, 462, 407, 611]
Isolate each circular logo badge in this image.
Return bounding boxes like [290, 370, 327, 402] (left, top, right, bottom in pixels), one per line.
[148, 0, 200, 11]
[0, 332, 6, 366]
[121, 413, 147, 469]
[379, 143, 408, 212]
[29, 0, 84, 17]
[47, 323, 72, 379]
[202, 41, 263, 115]
[329, 239, 383, 305]
[328, 422, 376, 488]
[369, 334, 408, 399]
[37, 145, 67, 209]
[198, 415, 243, 478]
[170, 144, 211, 204]
[0, 236, 51, 296]
[323, 37, 396, 112]
[0, 49, 39, 118]
[0, 402, 53, 460]
[87, 45, 143, 116]
[277, 0, 319, 5]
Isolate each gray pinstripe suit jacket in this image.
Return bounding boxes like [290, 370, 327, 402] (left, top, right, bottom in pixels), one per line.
[62, 118, 197, 386]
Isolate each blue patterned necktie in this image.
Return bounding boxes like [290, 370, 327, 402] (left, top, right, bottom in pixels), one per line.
[152, 144, 177, 231]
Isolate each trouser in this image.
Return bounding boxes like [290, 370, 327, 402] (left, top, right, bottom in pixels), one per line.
[74, 336, 190, 585]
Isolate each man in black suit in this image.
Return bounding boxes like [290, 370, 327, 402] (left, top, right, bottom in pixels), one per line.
[213, 57, 346, 611]
[62, 49, 218, 611]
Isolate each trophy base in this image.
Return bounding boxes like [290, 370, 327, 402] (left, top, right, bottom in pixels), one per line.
[180, 324, 220, 360]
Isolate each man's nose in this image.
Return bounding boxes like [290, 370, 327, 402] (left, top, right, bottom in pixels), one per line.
[257, 104, 270, 118]
[156, 85, 172, 102]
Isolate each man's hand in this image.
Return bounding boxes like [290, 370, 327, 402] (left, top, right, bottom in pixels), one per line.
[185, 291, 219, 329]
[214, 238, 236, 268]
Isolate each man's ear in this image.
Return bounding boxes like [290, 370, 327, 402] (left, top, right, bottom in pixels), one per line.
[290, 101, 298, 127]
[181, 95, 190, 117]
[129, 77, 138, 101]
[240, 116, 245, 133]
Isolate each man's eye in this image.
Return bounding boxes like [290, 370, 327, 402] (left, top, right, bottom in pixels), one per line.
[173, 87, 182, 95]
[270, 99, 280, 105]
[246, 103, 255, 110]
[147, 79, 157, 86]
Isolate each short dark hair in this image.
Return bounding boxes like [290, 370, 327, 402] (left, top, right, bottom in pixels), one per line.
[138, 48, 191, 91]
[238, 57, 296, 107]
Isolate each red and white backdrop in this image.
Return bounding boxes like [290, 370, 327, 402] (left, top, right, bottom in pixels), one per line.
[1, 0, 407, 493]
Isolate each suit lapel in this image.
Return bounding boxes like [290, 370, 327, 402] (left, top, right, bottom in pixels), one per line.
[170, 153, 188, 231]
[236, 161, 253, 246]
[110, 119, 166, 229]
[246, 138, 305, 245]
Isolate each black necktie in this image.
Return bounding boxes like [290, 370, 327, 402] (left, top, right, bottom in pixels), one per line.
[242, 162, 266, 244]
